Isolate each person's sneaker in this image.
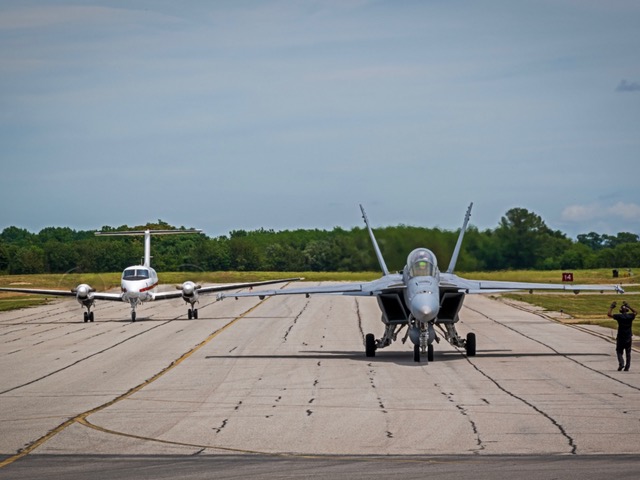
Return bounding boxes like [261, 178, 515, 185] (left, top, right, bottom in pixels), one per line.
[624, 366, 630, 371]
[618, 365, 624, 371]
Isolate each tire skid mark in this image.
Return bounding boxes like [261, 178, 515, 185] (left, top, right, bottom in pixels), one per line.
[0, 300, 85, 326]
[1, 322, 68, 340]
[0, 298, 271, 468]
[0, 327, 29, 338]
[0, 318, 178, 395]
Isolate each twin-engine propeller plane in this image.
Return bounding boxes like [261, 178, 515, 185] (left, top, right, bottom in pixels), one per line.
[219, 204, 624, 363]
[0, 229, 300, 322]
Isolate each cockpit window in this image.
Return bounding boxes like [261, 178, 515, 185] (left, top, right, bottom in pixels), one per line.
[407, 249, 438, 278]
[123, 269, 150, 280]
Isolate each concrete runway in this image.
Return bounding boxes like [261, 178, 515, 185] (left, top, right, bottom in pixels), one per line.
[1, 282, 639, 478]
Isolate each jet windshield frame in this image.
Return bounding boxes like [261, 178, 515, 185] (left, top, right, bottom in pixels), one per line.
[407, 248, 438, 278]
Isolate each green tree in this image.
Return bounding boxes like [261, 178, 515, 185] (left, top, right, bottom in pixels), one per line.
[577, 232, 606, 250]
[559, 243, 593, 269]
[9, 245, 45, 274]
[0, 241, 9, 272]
[1, 226, 35, 244]
[494, 208, 569, 269]
[229, 237, 261, 271]
[44, 241, 80, 273]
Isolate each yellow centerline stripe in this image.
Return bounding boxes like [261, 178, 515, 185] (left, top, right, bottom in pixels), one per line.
[0, 298, 266, 469]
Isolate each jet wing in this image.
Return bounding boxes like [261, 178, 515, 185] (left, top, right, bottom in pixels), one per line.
[439, 273, 624, 294]
[0, 287, 123, 301]
[152, 277, 304, 301]
[218, 275, 405, 300]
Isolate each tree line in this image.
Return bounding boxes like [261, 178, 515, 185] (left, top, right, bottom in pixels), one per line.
[1, 209, 638, 275]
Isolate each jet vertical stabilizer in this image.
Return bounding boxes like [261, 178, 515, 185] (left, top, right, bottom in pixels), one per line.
[446, 202, 473, 274]
[360, 204, 390, 276]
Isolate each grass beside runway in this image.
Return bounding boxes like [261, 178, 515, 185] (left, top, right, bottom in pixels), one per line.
[499, 292, 640, 336]
[1, 270, 636, 334]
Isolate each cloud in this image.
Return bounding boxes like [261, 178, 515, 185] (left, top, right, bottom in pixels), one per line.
[615, 79, 640, 92]
[561, 202, 640, 222]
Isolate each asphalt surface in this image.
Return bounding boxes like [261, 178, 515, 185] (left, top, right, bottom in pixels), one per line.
[1, 282, 639, 478]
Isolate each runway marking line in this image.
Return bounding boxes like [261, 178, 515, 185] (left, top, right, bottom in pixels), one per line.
[0, 299, 266, 469]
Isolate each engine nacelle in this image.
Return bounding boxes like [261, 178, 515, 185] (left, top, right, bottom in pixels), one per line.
[178, 281, 201, 302]
[73, 283, 95, 300]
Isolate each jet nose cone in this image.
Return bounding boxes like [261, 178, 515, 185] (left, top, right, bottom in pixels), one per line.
[411, 293, 439, 322]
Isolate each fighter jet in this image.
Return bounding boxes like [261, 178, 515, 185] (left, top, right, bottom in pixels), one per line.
[218, 204, 623, 362]
[0, 229, 300, 322]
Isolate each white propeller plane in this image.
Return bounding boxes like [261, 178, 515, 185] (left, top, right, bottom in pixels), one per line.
[219, 204, 624, 362]
[0, 229, 300, 322]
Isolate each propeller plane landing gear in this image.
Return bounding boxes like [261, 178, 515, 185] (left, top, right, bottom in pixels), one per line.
[187, 308, 198, 320]
[83, 311, 94, 323]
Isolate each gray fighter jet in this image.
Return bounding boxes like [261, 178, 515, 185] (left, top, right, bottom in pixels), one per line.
[219, 204, 623, 362]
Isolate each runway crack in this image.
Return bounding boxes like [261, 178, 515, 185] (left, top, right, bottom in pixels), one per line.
[213, 419, 228, 434]
[437, 385, 485, 454]
[468, 303, 640, 392]
[355, 298, 365, 342]
[283, 300, 309, 342]
[464, 356, 577, 454]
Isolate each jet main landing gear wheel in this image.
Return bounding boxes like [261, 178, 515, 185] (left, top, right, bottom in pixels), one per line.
[465, 332, 476, 356]
[365, 333, 376, 357]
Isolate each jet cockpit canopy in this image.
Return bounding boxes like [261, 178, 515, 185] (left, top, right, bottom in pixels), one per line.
[407, 248, 438, 278]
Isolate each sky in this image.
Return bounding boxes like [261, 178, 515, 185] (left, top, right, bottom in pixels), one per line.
[1, 0, 639, 240]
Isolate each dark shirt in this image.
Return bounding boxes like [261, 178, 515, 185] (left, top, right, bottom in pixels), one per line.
[613, 313, 635, 342]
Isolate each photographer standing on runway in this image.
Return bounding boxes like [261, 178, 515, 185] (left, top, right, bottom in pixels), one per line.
[607, 301, 636, 371]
